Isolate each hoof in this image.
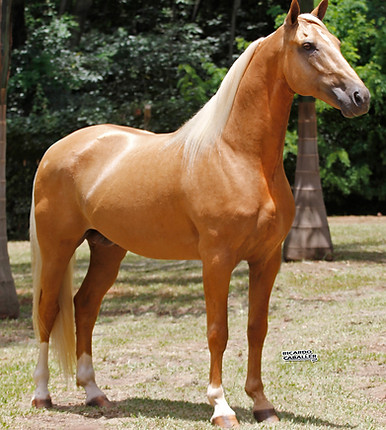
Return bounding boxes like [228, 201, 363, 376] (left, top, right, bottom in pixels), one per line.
[212, 415, 240, 428]
[86, 395, 112, 408]
[32, 397, 53, 409]
[253, 408, 279, 423]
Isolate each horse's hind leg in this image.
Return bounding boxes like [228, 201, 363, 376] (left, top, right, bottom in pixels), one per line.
[74, 235, 126, 407]
[32, 237, 79, 408]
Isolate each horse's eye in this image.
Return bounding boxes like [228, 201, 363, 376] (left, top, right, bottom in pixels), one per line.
[303, 42, 315, 51]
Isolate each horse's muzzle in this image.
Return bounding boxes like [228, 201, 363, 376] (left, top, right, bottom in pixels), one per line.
[350, 86, 371, 116]
[333, 85, 371, 118]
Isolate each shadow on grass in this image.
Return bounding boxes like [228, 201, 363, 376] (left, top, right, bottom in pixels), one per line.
[85, 258, 248, 319]
[9, 258, 248, 325]
[99, 291, 207, 318]
[10, 262, 32, 275]
[53, 397, 354, 428]
[333, 243, 385, 263]
[75, 258, 204, 287]
[54, 397, 214, 423]
[277, 410, 354, 428]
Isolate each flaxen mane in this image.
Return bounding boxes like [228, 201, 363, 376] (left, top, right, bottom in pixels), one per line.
[170, 37, 265, 167]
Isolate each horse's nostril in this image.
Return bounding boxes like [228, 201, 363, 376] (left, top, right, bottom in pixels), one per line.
[353, 91, 363, 106]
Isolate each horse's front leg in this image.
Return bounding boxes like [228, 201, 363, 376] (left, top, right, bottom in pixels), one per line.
[245, 247, 281, 423]
[202, 253, 239, 428]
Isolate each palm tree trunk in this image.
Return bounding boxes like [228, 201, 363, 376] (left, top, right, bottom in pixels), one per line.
[0, 0, 19, 319]
[283, 99, 333, 261]
[283, 0, 333, 262]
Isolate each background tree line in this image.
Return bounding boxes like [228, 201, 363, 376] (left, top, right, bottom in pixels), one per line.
[6, 0, 386, 239]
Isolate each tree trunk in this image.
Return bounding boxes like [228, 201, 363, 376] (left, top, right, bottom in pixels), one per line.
[59, 0, 72, 15]
[283, 99, 333, 261]
[0, 0, 19, 319]
[71, 0, 93, 47]
[283, 0, 333, 261]
[228, 0, 241, 65]
[191, 0, 201, 21]
[11, 0, 26, 48]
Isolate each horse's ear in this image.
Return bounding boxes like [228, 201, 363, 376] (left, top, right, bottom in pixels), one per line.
[311, 0, 328, 21]
[284, 0, 300, 27]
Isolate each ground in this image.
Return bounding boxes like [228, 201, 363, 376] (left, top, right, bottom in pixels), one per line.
[1, 216, 385, 429]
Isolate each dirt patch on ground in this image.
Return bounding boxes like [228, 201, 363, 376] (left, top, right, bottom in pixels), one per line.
[357, 361, 386, 402]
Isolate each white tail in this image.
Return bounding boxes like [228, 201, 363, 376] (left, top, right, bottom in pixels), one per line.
[30, 191, 77, 377]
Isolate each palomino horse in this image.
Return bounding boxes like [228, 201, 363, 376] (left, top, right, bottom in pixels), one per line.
[30, 0, 369, 427]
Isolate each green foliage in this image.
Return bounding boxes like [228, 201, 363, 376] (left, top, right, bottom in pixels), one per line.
[177, 61, 227, 107]
[5, 0, 385, 238]
[316, 0, 386, 212]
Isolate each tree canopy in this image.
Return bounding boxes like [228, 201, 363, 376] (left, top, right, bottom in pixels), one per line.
[6, 0, 385, 239]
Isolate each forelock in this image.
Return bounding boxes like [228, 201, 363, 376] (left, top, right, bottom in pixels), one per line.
[298, 13, 328, 30]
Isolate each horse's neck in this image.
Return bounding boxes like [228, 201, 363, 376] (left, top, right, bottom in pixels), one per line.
[222, 34, 294, 174]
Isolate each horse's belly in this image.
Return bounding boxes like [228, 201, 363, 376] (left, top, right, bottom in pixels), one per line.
[88, 203, 200, 260]
[117, 227, 200, 261]
[120, 239, 200, 261]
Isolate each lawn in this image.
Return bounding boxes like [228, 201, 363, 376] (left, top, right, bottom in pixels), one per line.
[0, 216, 385, 429]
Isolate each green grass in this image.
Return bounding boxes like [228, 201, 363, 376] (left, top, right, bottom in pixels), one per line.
[0, 216, 385, 429]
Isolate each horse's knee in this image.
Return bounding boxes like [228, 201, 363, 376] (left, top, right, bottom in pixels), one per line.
[247, 320, 268, 343]
[207, 324, 228, 353]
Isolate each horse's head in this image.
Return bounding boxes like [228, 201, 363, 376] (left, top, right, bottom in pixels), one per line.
[282, 0, 370, 118]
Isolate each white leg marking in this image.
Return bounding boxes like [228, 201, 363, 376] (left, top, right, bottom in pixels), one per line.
[77, 353, 106, 403]
[33, 342, 50, 401]
[207, 384, 236, 421]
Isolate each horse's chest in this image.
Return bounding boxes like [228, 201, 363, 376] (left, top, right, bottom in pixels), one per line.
[236, 187, 295, 261]
[188, 164, 295, 261]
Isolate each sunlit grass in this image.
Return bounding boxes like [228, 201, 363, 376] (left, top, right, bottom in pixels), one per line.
[1, 216, 385, 429]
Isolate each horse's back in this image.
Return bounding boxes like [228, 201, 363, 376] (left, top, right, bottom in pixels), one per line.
[39, 124, 162, 172]
[35, 124, 163, 211]
[37, 124, 174, 192]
